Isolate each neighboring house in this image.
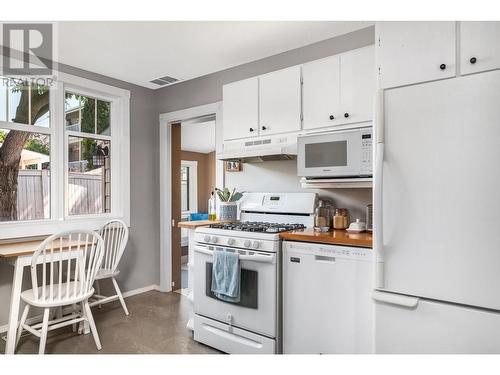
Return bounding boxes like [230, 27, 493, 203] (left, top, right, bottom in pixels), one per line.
[0, 143, 50, 170]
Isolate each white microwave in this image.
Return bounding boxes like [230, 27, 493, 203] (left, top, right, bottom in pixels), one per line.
[297, 127, 373, 178]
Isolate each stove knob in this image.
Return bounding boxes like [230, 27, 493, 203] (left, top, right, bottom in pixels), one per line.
[252, 241, 260, 249]
[227, 238, 235, 246]
[211, 236, 218, 244]
[204, 235, 211, 243]
[244, 240, 251, 248]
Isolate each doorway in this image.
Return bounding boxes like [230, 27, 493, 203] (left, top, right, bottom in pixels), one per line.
[159, 102, 223, 293]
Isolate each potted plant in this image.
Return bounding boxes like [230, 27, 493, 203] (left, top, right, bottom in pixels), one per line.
[215, 187, 243, 221]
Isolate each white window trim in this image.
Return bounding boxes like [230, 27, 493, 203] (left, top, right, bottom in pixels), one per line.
[0, 71, 130, 239]
[181, 159, 198, 216]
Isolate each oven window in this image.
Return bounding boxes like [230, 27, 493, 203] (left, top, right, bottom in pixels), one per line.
[305, 141, 347, 168]
[205, 263, 258, 309]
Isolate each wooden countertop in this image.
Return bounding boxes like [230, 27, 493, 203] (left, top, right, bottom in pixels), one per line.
[280, 228, 372, 248]
[178, 220, 221, 229]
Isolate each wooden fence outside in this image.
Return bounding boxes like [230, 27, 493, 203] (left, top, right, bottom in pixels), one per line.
[16, 170, 105, 220]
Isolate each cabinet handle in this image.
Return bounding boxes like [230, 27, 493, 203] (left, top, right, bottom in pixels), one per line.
[470, 57, 477, 64]
[344, 112, 349, 118]
[440, 63, 446, 70]
[329, 115, 335, 120]
[261, 126, 267, 131]
[249, 127, 254, 132]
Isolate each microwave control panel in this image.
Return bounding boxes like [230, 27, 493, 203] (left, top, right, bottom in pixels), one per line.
[360, 129, 373, 174]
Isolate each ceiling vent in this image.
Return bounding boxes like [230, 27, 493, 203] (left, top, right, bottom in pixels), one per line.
[149, 76, 180, 86]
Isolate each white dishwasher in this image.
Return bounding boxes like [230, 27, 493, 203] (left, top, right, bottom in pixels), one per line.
[282, 240, 373, 354]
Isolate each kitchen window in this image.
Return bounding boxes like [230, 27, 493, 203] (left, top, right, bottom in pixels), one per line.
[0, 73, 130, 239]
[181, 160, 198, 216]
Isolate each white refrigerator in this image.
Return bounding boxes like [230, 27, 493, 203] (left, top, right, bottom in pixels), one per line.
[373, 70, 500, 353]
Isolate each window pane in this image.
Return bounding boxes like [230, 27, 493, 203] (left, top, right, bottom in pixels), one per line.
[181, 166, 189, 212]
[65, 92, 81, 131]
[31, 84, 50, 127]
[0, 83, 6, 122]
[97, 100, 111, 135]
[0, 129, 50, 221]
[67, 136, 110, 215]
[8, 84, 29, 124]
[80, 96, 96, 134]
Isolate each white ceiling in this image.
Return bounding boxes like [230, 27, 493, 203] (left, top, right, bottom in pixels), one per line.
[181, 120, 216, 154]
[56, 21, 373, 89]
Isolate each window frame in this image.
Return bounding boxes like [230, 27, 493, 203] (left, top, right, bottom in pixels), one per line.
[180, 159, 198, 217]
[0, 72, 130, 239]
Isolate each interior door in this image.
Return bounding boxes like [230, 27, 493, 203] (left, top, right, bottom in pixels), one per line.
[302, 55, 341, 130]
[171, 123, 182, 290]
[223, 77, 259, 140]
[380, 70, 500, 310]
[460, 21, 500, 75]
[339, 45, 375, 125]
[374, 292, 500, 353]
[377, 21, 456, 88]
[259, 66, 302, 136]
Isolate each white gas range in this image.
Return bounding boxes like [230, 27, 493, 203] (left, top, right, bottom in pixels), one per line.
[193, 192, 317, 354]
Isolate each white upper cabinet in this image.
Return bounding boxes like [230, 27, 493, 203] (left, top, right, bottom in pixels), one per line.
[259, 66, 302, 136]
[302, 46, 374, 130]
[460, 22, 500, 75]
[377, 22, 456, 88]
[302, 56, 341, 130]
[223, 77, 259, 141]
[340, 45, 375, 125]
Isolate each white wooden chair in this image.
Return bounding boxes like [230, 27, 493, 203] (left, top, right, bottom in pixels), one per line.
[90, 219, 130, 315]
[16, 230, 105, 354]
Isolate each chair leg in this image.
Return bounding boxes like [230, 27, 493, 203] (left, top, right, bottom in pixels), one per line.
[72, 304, 78, 332]
[83, 301, 102, 350]
[39, 308, 50, 355]
[112, 277, 129, 316]
[95, 280, 102, 308]
[16, 304, 30, 349]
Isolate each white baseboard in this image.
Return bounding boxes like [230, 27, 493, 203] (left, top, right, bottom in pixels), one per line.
[0, 284, 161, 335]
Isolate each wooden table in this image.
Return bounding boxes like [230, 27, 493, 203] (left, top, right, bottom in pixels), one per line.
[177, 220, 219, 330]
[0, 238, 91, 354]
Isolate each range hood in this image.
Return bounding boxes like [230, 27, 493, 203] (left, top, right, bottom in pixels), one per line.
[218, 133, 298, 163]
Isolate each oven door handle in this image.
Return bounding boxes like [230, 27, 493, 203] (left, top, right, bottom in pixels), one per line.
[194, 245, 276, 264]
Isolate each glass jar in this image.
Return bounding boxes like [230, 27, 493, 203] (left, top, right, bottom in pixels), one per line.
[314, 200, 332, 232]
[333, 208, 349, 230]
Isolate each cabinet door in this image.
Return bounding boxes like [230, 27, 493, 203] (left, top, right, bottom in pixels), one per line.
[460, 21, 500, 75]
[222, 77, 259, 141]
[339, 45, 375, 125]
[259, 66, 302, 136]
[302, 56, 341, 130]
[377, 22, 456, 88]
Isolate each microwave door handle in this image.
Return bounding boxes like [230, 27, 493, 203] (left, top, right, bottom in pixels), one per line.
[194, 245, 275, 264]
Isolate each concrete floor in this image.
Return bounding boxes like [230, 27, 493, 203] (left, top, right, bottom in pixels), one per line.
[1, 291, 220, 354]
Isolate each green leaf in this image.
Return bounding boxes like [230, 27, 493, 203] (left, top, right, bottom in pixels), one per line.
[230, 192, 243, 202]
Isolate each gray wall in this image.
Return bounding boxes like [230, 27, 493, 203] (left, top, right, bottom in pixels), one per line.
[156, 26, 374, 113]
[0, 64, 159, 326]
[156, 26, 375, 220]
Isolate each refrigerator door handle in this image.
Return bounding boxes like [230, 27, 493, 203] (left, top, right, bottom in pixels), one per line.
[371, 290, 420, 308]
[374, 88, 385, 289]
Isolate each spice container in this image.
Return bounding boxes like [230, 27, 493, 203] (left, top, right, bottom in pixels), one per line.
[314, 200, 333, 232]
[333, 208, 349, 230]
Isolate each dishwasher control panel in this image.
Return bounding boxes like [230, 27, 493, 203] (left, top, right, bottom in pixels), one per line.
[283, 241, 372, 261]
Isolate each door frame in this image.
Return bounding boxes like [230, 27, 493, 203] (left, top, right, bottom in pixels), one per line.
[159, 102, 223, 292]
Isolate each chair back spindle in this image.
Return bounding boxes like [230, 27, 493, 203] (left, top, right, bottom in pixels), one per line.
[30, 230, 104, 304]
[98, 220, 129, 273]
